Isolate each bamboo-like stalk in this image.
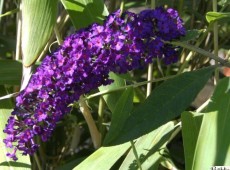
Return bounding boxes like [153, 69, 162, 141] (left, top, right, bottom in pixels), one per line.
[147, 63, 154, 97]
[16, 2, 22, 61]
[34, 153, 42, 170]
[146, 0, 156, 97]
[119, 0, 125, 14]
[79, 96, 101, 148]
[18, 0, 33, 92]
[98, 97, 105, 140]
[213, 0, 219, 84]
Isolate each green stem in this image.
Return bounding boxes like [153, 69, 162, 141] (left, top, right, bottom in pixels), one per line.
[0, 0, 4, 23]
[213, 0, 219, 83]
[120, 0, 125, 14]
[146, 0, 156, 97]
[150, 0, 155, 9]
[98, 97, 105, 140]
[170, 41, 230, 67]
[34, 153, 42, 170]
[147, 64, 153, 97]
[130, 141, 142, 170]
[37, 137, 46, 168]
[0, 8, 19, 18]
[157, 57, 164, 77]
[86, 75, 175, 100]
[79, 96, 101, 148]
[15, 3, 22, 61]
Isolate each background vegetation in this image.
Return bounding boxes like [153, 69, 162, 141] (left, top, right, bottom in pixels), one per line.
[0, 0, 230, 169]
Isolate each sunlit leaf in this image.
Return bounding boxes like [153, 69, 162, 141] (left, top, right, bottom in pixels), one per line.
[21, 0, 58, 66]
[181, 111, 203, 170]
[61, 0, 109, 29]
[192, 78, 230, 169]
[74, 143, 130, 170]
[206, 11, 230, 23]
[119, 121, 176, 170]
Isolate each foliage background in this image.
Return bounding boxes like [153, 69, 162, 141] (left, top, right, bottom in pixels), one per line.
[0, 0, 230, 169]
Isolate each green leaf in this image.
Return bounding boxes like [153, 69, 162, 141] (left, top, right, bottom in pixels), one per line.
[73, 143, 130, 170]
[99, 73, 126, 113]
[104, 87, 134, 144]
[0, 60, 22, 85]
[119, 121, 176, 170]
[0, 86, 31, 169]
[21, 0, 58, 66]
[61, 0, 109, 29]
[105, 66, 215, 145]
[190, 78, 230, 169]
[181, 111, 203, 170]
[206, 11, 230, 23]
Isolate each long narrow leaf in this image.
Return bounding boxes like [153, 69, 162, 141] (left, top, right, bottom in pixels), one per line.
[104, 87, 133, 143]
[21, 0, 58, 66]
[119, 121, 176, 170]
[191, 77, 230, 169]
[74, 143, 130, 170]
[181, 111, 203, 170]
[105, 66, 215, 145]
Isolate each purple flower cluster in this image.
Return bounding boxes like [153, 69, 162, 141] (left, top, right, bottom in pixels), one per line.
[3, 7, 185, 161]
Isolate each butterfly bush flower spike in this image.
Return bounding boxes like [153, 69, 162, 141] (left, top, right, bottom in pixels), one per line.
[3, 7, 186, 160]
